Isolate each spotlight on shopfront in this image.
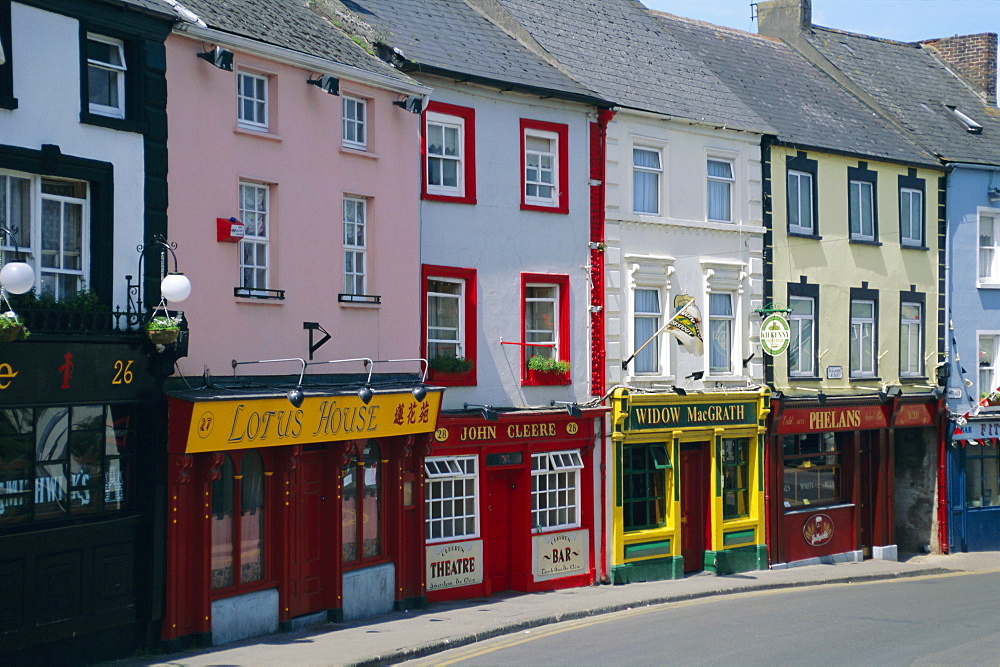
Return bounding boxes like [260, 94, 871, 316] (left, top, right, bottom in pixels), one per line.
[879, 385, 903, 402]
[671, 386, 687, 396]
[817, 392, 827, 404]
[464, 403, 498, 422]
[287, 386, 305, 408]
[550, 400, 582, 418]
[232, 357, 307, 407]
[358, 385, 374, 405]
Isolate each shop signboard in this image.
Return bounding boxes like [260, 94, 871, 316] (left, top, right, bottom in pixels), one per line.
[426, 540, 483, 591]
[532, 529, 589, 581]
[623, 400, 758, 432]
[776, 404, 888, 434]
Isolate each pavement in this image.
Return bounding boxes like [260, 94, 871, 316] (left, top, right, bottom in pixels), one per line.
[136, 551, 1000, 666]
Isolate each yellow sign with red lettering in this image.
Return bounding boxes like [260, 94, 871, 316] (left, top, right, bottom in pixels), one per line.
[182, 391, 442, 453]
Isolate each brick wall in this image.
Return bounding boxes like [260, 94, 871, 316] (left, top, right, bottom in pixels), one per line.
[921, 33, 998, 105]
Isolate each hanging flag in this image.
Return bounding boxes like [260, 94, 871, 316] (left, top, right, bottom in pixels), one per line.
[664, 295, 704, 357]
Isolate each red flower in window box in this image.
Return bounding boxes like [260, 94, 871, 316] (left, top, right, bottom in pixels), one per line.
[428, 354, 475, 386]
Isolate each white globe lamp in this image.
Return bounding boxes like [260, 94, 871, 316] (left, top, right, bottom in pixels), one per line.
[160, 272, 192, 302]
[0, 262, 34, 295]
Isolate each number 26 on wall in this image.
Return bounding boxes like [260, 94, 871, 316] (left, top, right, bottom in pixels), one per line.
[112, 359, 134, 385]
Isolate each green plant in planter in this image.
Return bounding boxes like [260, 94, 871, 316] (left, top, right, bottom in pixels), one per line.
[430, 354, 473, 373]
[146, 314, 181, 344]
[9, 289, 103, 312]
[527, 355, 570, 374]
[0, 311, 29, 342]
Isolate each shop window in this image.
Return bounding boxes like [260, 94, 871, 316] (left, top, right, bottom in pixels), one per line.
[423, 102, 476, 203]
[210, 450, 266, 591]
[722, 438, 749, 519]
[425, 455, 478, 542]
[0, 405, 136, 526]
[520, 118, 568, 214]
[781, 433, 844, 508]
[622, 442, 668, 532]
[965, 443, 1000, 508]
[531, 450, 583, 531]
[343, 440, 382, 564]
[423, 265, 477, 385]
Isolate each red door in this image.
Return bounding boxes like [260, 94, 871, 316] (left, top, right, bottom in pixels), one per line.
[288, 449, 329, 618]
[681, 444, 709, 573]
[484, 468, 517, 595]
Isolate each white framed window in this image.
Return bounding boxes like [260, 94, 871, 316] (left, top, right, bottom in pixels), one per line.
[789, 296, 815, 377]
[238, 181, 269, 291]
[525, 283, 558, 361]
[709, 292, 734, 374]
[849, 180, 875, 241]
[427, 277, 464, 359]
[1, 172, 90, 301]
[237, 71, 268, 130]
[343, 196, 366, 295]
[899, 301, 923, 377]
[86, 34, 126, 118]
[342, 96, 366, 150]
[426, 112, 463, 195]
[707, 158, 734, 222]
[524, 130, 557, 206]
[425, 456, 478, 542]
[980, 334, 1000, 400]
[978, 211, 1000, 285]
[633, 147, 662, 215]
[788, 169, 814, 234]
[900, 187, 923, 246]
[633, 288, 662, 374]
[531, 450, 582, 531]
[850, 299, 876, 377]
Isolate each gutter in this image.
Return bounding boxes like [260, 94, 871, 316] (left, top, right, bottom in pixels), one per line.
[173, 24, 432, 98]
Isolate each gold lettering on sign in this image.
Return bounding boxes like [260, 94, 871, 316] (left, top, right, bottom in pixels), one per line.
[0, 363, 18, 389]
[459, 425, 497, 441]
[808, 409, 861, 430]
[507, 423, 556, 439]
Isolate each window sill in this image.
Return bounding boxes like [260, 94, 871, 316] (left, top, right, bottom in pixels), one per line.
[521, 202, 569, 215]
[850, 376, 882, 382]
[788, 375, 823, 382]
[234, 125, 283, 141]
[899, 376, 928, 383]
[788, 230, 821, 240]
[901, 243, 929, 251]
[0, 95, 18, 110]
[235, 297, 284, 306]
[340, 146, 377, 159]
[523, 368, 571, 386]
[234, 287, 285, 300]
[80, 111, 148, 134]
[423, 192, 477, 205]
[849, 238, 882, 247]
[209, 580, 277, 602]
[784, 502, 854, 515]
[977, 282, 1000, 290]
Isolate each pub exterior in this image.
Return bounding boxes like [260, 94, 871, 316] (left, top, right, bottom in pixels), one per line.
[609, 387, 771, 583]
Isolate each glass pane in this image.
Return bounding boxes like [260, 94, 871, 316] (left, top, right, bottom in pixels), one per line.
[362, 441, 381, 558]
[36, 408, 68, 462]
[707, 159, 733, 178]
[634, 148, 660, 169]
[211, 456, 235, 589]
[34, 462, 68, 519]
[342, 455, 358, 562]
[240, 451, 264, 583]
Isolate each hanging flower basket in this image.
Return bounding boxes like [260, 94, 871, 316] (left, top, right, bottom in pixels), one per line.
[0, 311, 28, 343]
[146, 311, 181, 345]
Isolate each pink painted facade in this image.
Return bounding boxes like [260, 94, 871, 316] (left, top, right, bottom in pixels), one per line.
[165, 33, 427, 376]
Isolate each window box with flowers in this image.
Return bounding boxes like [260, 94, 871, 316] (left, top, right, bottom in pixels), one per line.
[428, 353, 475, 385]
[526, 355, 571, 385]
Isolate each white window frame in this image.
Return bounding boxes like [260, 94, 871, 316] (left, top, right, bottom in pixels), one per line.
[524, 128, 558, 207]
[633, 287, 662, 374]
[978, 209, 1000, 286]
[86, 34, 126, 119]
[0, 171, 90, 301]
[426, 276, 465, 360]
[626, 256, 676, 382]
[525, 283, 558, 360]
[849, 179, 875, 241]
[238, 181, 269, 292]
[425, 455, 478, 542]
[980, 333, 1000, 402]
[237, 71, 268, 131]
[788, 296, 815, 377]
[531, 450, 582, 532]
[632, 146, 663, 215]
[787, 169, 814, 235]
[900, 187, 923, 247]
[899, 301, 923, 378]
[425, 111, 464, 196]
[709, 291, 735, 375]
[850, 299, 876, 377]
[343, 196, 366, 295]
[342, 96, 367, 150]
[707, 158, 734, 222]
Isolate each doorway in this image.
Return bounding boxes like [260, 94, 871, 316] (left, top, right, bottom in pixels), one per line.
[484, 467, 518, 595]
[680, 443, 710, 572]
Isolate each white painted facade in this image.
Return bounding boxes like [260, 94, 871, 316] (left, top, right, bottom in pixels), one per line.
[3, 3, 147, 310]
[602, 110, 766, 390]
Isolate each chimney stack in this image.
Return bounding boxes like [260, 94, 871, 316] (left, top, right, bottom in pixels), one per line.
[756, 0, 811, 39]
[922, 33, 998, 106]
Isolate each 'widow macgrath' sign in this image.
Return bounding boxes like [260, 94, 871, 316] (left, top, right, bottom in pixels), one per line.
[623, 401, 758, 431]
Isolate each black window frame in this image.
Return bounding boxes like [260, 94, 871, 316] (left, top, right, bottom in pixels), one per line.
[899, 288, 927, 380]
[0, 0, 16, 109]
[898, 168, 927, 250]
[77, 22, 148, 133]
[849, 284, 880, 380]
[787, 278, 820, 380]
[786, 152, 819, 238]
[848, 162, 880, 246]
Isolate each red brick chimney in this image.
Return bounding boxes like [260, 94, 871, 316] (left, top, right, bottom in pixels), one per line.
[921, 33, 998, 106]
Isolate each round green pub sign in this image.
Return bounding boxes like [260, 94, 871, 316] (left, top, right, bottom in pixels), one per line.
[760, 313, 791, 356]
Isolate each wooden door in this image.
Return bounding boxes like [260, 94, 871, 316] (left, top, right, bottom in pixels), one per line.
[484, 468, 517, 595]
[680, 444, 709, 573]
[288, 449, 329, 618]
[858, 432, 879, 557]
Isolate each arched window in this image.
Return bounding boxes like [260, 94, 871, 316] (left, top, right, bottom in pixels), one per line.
[210, 450, 267, 592]
[342, 440, 382, 565]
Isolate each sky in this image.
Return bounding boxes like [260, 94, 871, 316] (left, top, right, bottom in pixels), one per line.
[641, 0, 1000, 43]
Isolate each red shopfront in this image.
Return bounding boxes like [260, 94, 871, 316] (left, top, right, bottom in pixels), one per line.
[424, 408, 603, 602]
[160, 385, 442, 649]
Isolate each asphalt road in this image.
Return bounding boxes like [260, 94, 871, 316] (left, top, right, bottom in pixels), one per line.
[406, 570, 1000, 665]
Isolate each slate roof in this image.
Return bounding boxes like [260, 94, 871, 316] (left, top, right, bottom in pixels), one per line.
[174, 0, 413, 83]
[805, 26, 1000, 166]
[491, 0, 770, 133]
[654, 12, 937, 167]
[107, 0, 177, 17]
[337, 0, 602, 103]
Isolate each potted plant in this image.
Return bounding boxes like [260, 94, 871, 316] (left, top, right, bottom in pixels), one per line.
[146, 314, 181, 345]
[0, 311, 28, 342]
[526, 354, 571, 384]
[429, 353, 474, 383]
[982, 392, 1000, 407]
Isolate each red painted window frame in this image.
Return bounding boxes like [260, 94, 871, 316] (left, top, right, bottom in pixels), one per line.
[421, 101, 477, 205]
[521, 272, 571, 386]
[520, 118, 569, 214]
[422, 264, 478, 386]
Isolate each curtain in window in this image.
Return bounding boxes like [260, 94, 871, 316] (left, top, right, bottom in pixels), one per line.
[981, 216, 995, 280]
[240, 451, 264, 584]
[633, 149, 660, 214]
[211, 455, 235, 589]
[707, 160, 732, 221]
[709, 293, 733, 373]
[634, 289, 660, 373]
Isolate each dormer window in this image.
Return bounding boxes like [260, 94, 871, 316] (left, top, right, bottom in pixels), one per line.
[946, 105, 983, 134]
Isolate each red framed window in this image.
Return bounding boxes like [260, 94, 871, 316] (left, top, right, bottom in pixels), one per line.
[521, 272, 571, 385]
[422, 265, 477, 386]
[342, 440, 385, 568]
[520, 118, 569, 214]
[422, 101, 476, 204]
[210, 449, 269, 596]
